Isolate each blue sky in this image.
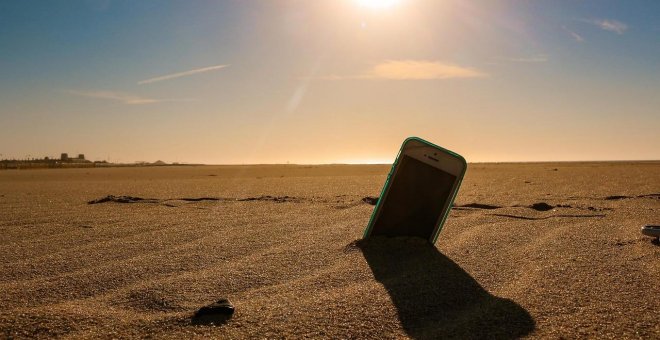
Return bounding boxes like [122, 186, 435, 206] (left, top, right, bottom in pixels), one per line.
[1, 0, 658, 163]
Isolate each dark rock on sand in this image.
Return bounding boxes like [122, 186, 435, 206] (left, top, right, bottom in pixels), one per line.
[88, 195, 159, 204]
[192, 299, 235, 325]
[605, 195, 630, 200]
[455, 203, 502, 210]
[529, 202, 554, 211]
[237, 195, 299, 203]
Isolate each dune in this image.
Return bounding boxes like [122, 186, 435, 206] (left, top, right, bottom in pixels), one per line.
[0, 162, 658, 338]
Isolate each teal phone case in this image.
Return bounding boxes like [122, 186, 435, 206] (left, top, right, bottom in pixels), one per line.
[362, 136, 467, 244]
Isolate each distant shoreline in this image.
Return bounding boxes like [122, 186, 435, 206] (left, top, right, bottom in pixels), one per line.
[1, 160, 658, 171]
[0, 162, 202, 170]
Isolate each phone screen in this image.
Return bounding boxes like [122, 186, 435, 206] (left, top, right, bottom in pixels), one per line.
[370, 155, 456, 239]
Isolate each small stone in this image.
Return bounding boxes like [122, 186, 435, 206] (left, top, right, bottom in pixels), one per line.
[195, 298, 234, 317]
[530, 202, 554, 211]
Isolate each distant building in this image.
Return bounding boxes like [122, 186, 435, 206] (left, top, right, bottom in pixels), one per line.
[59, 152, 90, 163]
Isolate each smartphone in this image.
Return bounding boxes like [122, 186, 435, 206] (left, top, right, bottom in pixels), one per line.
[641, 225, 660, 238]
[363, 137, 467, 244]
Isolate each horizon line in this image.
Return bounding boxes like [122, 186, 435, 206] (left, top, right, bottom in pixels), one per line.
[2, 158, 659, 165]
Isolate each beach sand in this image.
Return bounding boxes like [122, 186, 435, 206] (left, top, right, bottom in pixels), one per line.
[1, 162, 658, 338]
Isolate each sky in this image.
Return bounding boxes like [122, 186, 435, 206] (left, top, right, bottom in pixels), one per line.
[1, 0, 659, 164]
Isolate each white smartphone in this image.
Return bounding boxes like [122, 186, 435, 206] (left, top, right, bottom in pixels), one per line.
[363, 137, 467, 244]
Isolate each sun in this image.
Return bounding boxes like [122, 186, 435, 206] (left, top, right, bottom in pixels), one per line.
[356, 0, 401, 9]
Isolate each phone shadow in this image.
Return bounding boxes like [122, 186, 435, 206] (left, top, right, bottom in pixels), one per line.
[357, 237, 535, 339]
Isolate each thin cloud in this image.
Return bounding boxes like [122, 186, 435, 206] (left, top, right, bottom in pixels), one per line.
[503, 55, 548, 63]
[322, 60, 487, 80]
[585, 19, 628, 34]
[138, 64, 229, 85]
[66, 90, 160, 104]
[563, 26, 585, 42]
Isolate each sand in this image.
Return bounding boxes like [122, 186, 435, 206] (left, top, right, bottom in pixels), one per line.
[0, 162, 658, 339]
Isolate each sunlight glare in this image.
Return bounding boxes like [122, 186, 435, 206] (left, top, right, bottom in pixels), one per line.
[357, 0, 401, 9]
